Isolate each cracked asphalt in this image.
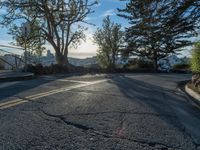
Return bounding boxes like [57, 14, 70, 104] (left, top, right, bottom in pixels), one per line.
[1, 73, 200, 150]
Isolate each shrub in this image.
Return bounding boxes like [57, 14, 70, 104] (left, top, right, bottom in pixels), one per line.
[26, 64, 68, 75]
[27, 64, 44, 74]
[191, 43, 200, 89]
[191, 43, 200, 74]
[124, 58, 154, 70]
[173, 63, 190, 70]
[172, 63, 190, 73]
[51, 64, 68, 74]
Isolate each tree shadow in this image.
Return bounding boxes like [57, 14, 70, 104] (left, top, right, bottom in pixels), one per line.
[0, 74, 79, 101]
[105, 74, 200, 133]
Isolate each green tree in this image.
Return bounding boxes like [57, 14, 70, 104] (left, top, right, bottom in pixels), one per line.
[118, 0, 200, 70]
[94, 16, 124, 71]
[0, 0, 97, 67]
[191, 43, 200, 73]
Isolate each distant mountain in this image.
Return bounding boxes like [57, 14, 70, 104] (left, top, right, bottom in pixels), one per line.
[68, 56, 99, 68]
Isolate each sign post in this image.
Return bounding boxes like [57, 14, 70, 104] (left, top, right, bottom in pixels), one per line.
[21, 22, 31, 72]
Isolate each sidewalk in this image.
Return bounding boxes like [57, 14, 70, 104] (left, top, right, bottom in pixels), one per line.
[0, 70, 34, 82]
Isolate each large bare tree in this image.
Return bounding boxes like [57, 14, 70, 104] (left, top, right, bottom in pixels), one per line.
[0, 0, 97, 66]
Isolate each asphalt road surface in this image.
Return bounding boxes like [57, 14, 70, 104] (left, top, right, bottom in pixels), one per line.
[1, 73, 200, 150]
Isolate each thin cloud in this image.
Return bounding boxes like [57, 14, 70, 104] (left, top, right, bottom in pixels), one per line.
[102, 9, 116, 17]
[86, 9, 116, 21]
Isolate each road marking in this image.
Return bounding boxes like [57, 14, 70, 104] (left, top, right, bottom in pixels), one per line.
[0, 79, 107, 110]
[58, 79, 89, 84]
[0, 99, 26, 107]
[0, 100, 27, 110]
[44, 78, 90, 84]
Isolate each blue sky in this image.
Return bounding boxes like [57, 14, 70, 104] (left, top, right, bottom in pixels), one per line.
[67, 0, 128, 58]
[87, 0, 128, 27]
[0, 0, 128, 58]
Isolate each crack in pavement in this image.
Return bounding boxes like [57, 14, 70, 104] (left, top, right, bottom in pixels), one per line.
[48, 110, 177, 118]
[40, 109, 94, 130]
[38, 109, 181, 149]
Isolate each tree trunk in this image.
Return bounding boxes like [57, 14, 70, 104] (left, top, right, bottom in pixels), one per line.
[153, 57, 158, 71]
[112, 52, 116, 70]
[107, 61, 112, 72]
[153, 51, 158, 71]
[55, 51, 68, 67]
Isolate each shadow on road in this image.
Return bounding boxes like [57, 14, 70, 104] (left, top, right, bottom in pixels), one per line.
[0, 74, 75, 101]
[105, 74, 200, 136]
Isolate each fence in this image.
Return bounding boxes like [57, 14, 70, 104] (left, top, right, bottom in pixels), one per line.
[0, 45, 56, 70]
[0, 45, 25, 70]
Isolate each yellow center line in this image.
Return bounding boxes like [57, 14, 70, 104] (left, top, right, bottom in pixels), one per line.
[0, 100, 28, 110]
[0, 79, 107, 110]
[44, 78, 90, 84]
[0, 99, 25, 107]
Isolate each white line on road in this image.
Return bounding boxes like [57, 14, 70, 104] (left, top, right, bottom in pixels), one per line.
[0, 79, 107, 110]
[43, 78, 90, 84]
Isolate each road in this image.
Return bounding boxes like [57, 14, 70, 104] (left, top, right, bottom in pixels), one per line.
[0, 73, 200, 150]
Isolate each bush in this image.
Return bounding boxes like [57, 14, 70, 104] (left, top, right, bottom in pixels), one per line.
[27, 64, 44, 74]
[26, 64, 68, 75]
[172, 63, 190, 73]
[50, 64, 68, 74]
[124, 58, 154, 70]
[190, 43, 200, 90]
[191, 43, 200, 74]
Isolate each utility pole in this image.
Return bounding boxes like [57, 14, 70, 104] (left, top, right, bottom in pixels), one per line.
[21, 22, 30, 72]
[24, 27, 27, 72]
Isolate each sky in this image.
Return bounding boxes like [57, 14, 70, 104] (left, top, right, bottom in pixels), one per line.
[0, 0, 128, 59]
[0, 0, 197, 59]
[68, 0, 128, 58]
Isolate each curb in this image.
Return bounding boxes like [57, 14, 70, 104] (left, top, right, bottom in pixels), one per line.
[0, 73, 35, 82]
[185, 84, 200, 106]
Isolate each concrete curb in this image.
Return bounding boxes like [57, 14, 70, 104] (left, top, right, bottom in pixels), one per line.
[185, 84, 200, 105]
